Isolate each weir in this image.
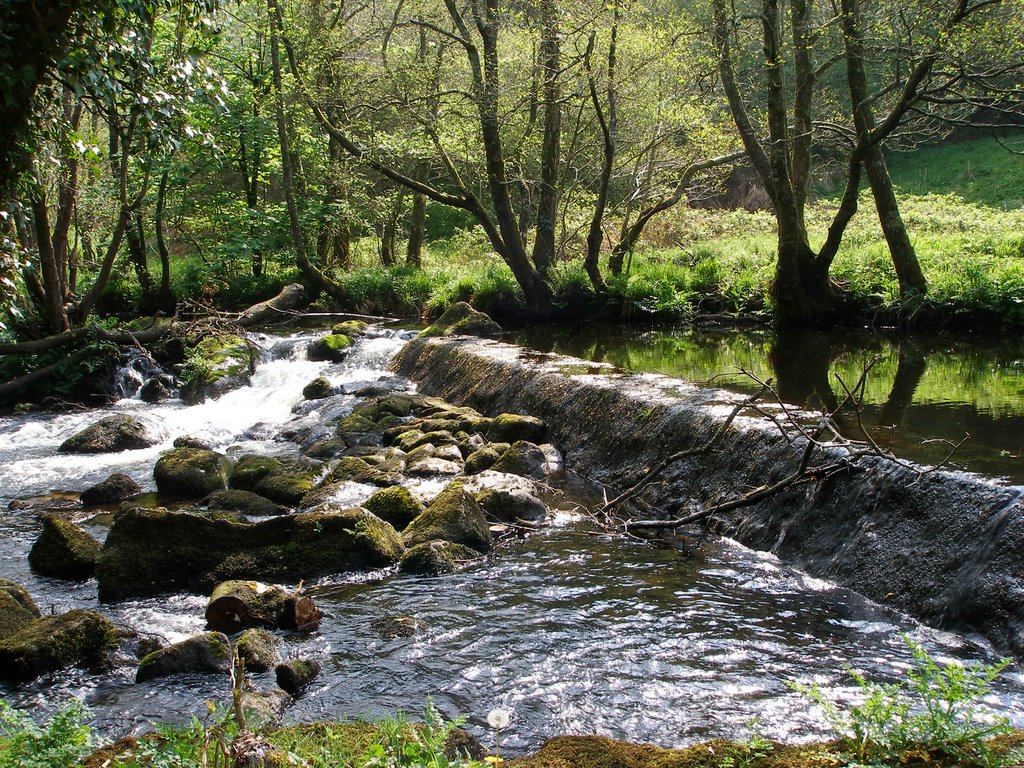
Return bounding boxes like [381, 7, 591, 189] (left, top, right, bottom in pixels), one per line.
[393, 334, 1024, 657]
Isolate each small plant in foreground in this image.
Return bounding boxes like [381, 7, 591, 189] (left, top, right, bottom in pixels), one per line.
[0, 697, 93, 768]
[719, 719, 774, 768]
[791, 635, 1016, 766]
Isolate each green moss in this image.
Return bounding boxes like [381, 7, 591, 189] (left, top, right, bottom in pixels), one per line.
[203, 489, 286, 517]
[254, 470, 319, 506]
[0, 609, 117, 680]
[399, 540, 482, 575]
[28, 514, 101, 580]
[230, 455, 286, 491]
[464, 446, 501, 475]
[487, 413, 547, 443]
[420, 301, 501, 338]
[303, 376, 333, 400]
[136, 631, 231, 682]
[335, 413, 380, 435]
[330, 456, 401, 486]
[322, 333, 353, 351]
[364, 486, 424, 531]
[402, 480, 492, 552]
[0, 589, 40, 640]
[331, 320, 368, 336]
[236, 628, 281, 672]
[154, 448, 230, 498]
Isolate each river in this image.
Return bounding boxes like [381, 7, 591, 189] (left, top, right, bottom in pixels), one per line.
[0, 326, 1021, 754]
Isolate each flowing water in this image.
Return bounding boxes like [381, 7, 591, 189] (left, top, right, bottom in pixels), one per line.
[0, 327, 1022, 753]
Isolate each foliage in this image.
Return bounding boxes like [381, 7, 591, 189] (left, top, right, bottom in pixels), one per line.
[791, 636, 1016, 766]
[0, 697, 93, 768]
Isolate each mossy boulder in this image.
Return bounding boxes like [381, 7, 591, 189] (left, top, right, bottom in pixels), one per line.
[486, 414, 547, 444]
[0, 609, 117, 680]
[491, 441, 548, 479]
[28, 514, 101, 580]
[303, 437, 348, 460]
[154, 447, 230, 498]
[230, 454, 285, 491]
[421, 302, 501, 338]
[399, 541, 482, 575]
[330, 456, 401, 487]
[302, 376, 333, 400]
[331, 320, 368, 337]
[203, 489, 287, 517]
[363, 486, 424, 531]
[402, 481, 492, 553]
[59, 415, 159, 454]
[236, 628, 281, 673]
[180, 335, 257, 404]
[136, 631, 231, 682]
[463, 446, 501, 475]
[81, 472, 142, 506]
[96, 505, 404, 601]
[0, 580, 41, 640]
[308, 333, 353, 362]
[254, 468, 320, 507]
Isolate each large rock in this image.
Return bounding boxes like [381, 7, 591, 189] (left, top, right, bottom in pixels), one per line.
[307, 333, 353, 362]
[363, 486, 424, 531]
[179, 335, 258, 404]
[28, 514, 101, 580]
[0, 609, 117, 680]
[136, 631, 231, 682]
[402, 480, 492, 553]
[486, 414, 547, 444]
[490, 441, 548, 479]
[464, 471, 548, 524]
[275, 659, 320, 696]
[81, 473, 142, 506]
[0, 580, 41, 640]
[96, 505, 404, 601]
[230, 455, 321, 505]
[59, 415, 159, 454]
[203, 489, 287, 517]
[205, 580, 321, 634]
[154, 447, 230, 498]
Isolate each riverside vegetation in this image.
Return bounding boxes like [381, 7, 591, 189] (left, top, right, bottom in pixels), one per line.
[1, 638, 1023, 768]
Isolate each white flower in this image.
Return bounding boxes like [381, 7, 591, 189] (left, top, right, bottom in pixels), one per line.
[487, 708, 511, 730]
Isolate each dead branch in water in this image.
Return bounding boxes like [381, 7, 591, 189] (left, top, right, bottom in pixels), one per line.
[603, 359, 967, 537]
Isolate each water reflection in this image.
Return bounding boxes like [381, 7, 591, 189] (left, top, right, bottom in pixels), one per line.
[512, 324, 1024, 483]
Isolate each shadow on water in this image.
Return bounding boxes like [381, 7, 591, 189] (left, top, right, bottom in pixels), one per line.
[512, 324, 1024, 484]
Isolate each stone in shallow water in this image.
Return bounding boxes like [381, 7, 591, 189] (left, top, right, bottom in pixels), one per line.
[28, 514, 101, 580]
[0, 608, 117, 681]
[81, 472, 142, 506]
[135, 631, 231, 683]
[59, 415, 160, 454]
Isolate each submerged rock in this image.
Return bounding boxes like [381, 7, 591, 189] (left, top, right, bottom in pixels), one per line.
[28, 514, 101, 580]
[369, 615, 422, 639]
[0, 609, 117, 680]
[154, 447, 230, 498]
[81, 473, 142, 506]
[136, 631, 231, 682]
[59, 415, 159, 454]
[96, 505, 403, 601]
[402, 480, 492, 553]
[399, 541, 482, 576]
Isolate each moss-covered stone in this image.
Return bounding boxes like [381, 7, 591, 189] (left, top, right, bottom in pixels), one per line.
[236, 628, 281, 673]
[402, 480, 492, 553]
[96, 505, 404, 601]
[420, 302, 501, 338]
[335, 413, 380, 436]
[81, 472, 142, 506]
[230, 455, 286, 492]
[330, 456, 401, 487]
[491, 440, 548, 479]
[154, 447, 230, 498]
[255, 469, 320, 507]
[308, 333, 353, 362]
[0, 581, 41, 640]
[180, 335, 257, 404]
[203, 489, 287, 517]
[369, 615, 421, 639]
[303, 437, 349, 460]
[28, 514, 101, 580]
[331, 320, 368, 337]
[363, 486, 424, 531]
[303, 376, 333, 400]
[136, 631, 231, 682]
[399, 541, 482, 575]
[59, 415, 159, 454]
[464, 446, 501, 475]
[487, 413, 547, 444]
[0, 609, 117, 681]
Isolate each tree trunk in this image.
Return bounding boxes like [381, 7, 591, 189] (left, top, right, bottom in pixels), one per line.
[530, 0, 561, 275]
[127, 212, 156, 312]
[155, 169, 176, 313]
[29, 190, 70, 334]
[406, 164, 428, 268]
